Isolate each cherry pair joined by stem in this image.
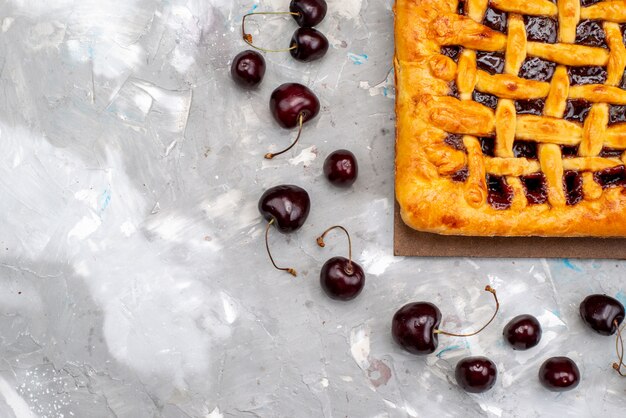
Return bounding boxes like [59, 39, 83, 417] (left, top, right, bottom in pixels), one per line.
[242, 1, 329, 62]
[258, 185, 311, 277]
[316, 226, 364, 301]
[580, 294, 625, 376]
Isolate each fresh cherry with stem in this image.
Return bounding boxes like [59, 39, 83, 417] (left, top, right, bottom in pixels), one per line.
[231, 50, 266, 88]
[258, 185, 311, 277]
[455, 356, 498, 393]
[266, 83, 320, 159]
[391, 285, 499, 355]
[579, 294, 625, 376]
[316, 225, 365, 301]
[503, 314, 542, 350]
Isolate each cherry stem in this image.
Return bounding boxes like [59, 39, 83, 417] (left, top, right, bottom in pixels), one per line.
[434, 285, 499, 337]
[265, 218, 297, 277]
[242, 11, 300, 53]
[316, 225, 353, 275]
[265, 113, 304, 159]
[612, 319, 625, 377]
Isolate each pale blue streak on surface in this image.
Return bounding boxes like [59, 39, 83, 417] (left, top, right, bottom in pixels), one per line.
[436, 344, 465, 358]
[245, 3, 258, 14]
[99, 189, 112, 214]
[348, 52, 368, 65]
[562, 258, 583, 272]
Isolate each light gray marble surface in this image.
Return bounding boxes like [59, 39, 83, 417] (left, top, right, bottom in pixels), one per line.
[0, 0, 624, 417]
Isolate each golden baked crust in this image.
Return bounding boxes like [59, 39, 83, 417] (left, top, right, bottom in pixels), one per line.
[394, 0, 626, 237]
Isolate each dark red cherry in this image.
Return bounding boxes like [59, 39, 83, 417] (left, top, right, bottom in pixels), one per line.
[317, 226, 364, 301]
[269, 83, 320, 129]
[539, 357, 580, 392]
[392, 286, 500, 355]
[258, 185, 310, 233]
[392, 302, 442, 355]
[323, 149, 358, 187]
[503, 314, 542, 350]
[455, 357, 498, 393]
[580, 294, 625, 336]
[266, 83, 321, 159]
[320, 257, 365, 301]
[290, 0, 327, 28]
[258, 185, 311, 277]
[290, 28, 329, 62]
[231, 50, 266, 88]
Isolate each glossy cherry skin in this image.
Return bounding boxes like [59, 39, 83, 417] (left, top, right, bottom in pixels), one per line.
[231, 50, 266, 88]
[269, 83, 320, 129]
[320, 257, 365, 301]
[290, 28, 329, 62]
[290, 0, 327, 28]
[258, 185, 310, 233]
[455, 357, 498, 393]
[503, 314, 542, 350]
[324, 150, 358, 187]
[391, 302, 442, 355]
[580, 294, 625, 336]
[539, 357, 580, 392]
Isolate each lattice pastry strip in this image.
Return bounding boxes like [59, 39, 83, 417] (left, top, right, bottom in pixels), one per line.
[539, 144, 566, 207]
[498, 12, 526, 206]
[605, 22, 626, 86]
[464, 136, 488, 208]
[582, 2, 626, 21]
[580, 104, 608, 157]
[558, 0, 581, 43]
[495, 100, 516, 158]
[544, 66, 570, 119]
[491, 0, 557, 16]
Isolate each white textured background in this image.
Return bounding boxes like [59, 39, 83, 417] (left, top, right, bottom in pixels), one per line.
[0, 0, 624, 416]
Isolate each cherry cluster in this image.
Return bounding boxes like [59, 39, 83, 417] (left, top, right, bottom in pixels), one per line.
[232, 0, 329, 82]
[392, 291, 624, 393]
[232, 2, 363, 301]
[231, 0, 329, 88]
[231, 1, 335, 159]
